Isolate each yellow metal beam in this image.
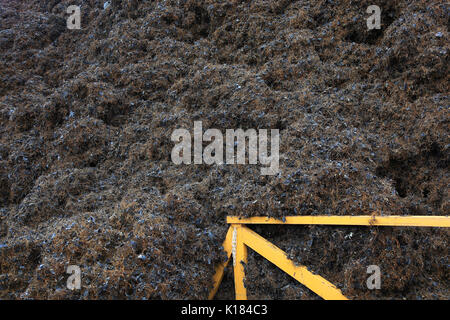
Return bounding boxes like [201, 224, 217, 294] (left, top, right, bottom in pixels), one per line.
[240, 225, 348, 300]
[208, 226, 233, 300]
[211, 215, 449, 300]
[227, 215, 450, 227]
[233, 224, 248, 300]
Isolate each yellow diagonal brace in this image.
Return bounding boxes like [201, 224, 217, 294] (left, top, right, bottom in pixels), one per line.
[233, 224, 248, 300]
[240, 225, 348, 300]
[208, 226, 233, 300]
[227, 215, 450, 227]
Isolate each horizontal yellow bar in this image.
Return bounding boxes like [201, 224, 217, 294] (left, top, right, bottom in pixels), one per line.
[240, 226, 348, 300]
[227, 215, 450, 227]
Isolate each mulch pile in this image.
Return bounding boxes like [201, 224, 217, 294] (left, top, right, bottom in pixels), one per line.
[0, 0, 448, 299]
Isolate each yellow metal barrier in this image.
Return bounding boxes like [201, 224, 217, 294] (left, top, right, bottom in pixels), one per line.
[227, 215, 450, 227]
[209, 215, 450, 300]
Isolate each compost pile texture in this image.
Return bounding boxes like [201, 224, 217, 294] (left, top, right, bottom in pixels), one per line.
[0, 0, 448, 299]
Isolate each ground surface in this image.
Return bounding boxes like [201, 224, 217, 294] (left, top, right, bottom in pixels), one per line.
[0, 0, 448, 299]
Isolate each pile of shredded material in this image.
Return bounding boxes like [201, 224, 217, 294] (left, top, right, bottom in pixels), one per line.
[0, 0, 448, 299]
